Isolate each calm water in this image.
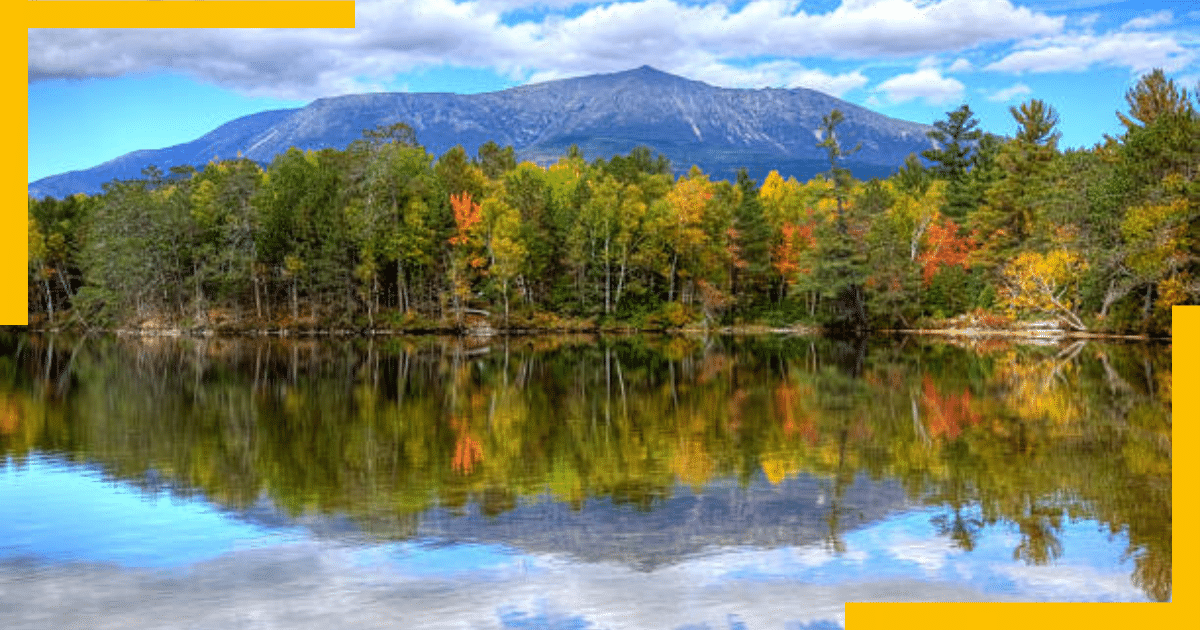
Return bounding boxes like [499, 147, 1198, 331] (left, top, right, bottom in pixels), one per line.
[0, 332, 1171, 628]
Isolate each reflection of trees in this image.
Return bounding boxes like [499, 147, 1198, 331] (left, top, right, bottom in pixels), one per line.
[0, 331, 1171, 600]
[1012, 504, 1064, 565]
[927, 442, 989, 553]
[931, 506, 985, 553]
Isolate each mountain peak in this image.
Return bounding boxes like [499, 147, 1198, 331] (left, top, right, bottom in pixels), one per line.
[610, 65, 686, 82]
[30, 66, 935, 199]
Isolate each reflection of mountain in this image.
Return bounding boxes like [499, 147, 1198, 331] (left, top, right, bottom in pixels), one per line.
[419, 474, 913, 570]
[230, 473, 913, 571]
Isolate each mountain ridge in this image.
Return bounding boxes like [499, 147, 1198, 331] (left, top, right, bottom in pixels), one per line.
[30, 66, 934, 198]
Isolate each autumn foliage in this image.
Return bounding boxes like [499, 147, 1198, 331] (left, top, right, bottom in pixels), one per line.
[449, 415, 483, 475]
[772, 220, 817, 280]
[921, 375, 982, 440]
[448, 191, 482, 246]
[917, 218, 977, 285]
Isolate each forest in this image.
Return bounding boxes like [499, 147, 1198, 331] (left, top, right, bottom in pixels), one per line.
[26, 69, 1200, 336]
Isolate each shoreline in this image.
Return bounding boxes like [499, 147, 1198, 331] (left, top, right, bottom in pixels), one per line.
[12, 321, 1164, 342]
[882, 327, 1159, 341]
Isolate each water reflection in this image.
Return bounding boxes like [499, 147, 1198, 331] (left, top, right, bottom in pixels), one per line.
[0, 331, 1172, 619]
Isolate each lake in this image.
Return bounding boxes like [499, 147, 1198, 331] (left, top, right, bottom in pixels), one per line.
[0, 332, 1171, 628]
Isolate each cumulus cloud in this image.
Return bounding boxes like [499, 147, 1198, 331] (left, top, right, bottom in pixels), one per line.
[947, 58, 973, 72]
[28, 0, 1064, 100]
[987, 82, 1032, 102]
[661, 60, 870, 97]
[876, 68, 965, 105]
[1121, 10, 1173, 31]
[985, 31, 1195, 74]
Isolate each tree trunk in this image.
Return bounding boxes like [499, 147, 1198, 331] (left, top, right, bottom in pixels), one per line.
[57, 269, 75, 302]
[42, 277, 54, 322]
[615, 257, 627, 310]
[669, 253, 678, 302]
[368, 274, 377, 330]
[252, 270, 262, 320]
[604, 236, 611, 314]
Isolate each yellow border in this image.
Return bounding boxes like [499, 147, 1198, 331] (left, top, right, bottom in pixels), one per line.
[850, 308, 1189, 625]
[9, 3, 1188, 630]
[25, 2, 356, 29]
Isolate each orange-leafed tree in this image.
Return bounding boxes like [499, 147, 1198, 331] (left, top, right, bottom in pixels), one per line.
[448, 192, 486, 324]
[917, 217, 978, 286]
[772, 219, 817, 302]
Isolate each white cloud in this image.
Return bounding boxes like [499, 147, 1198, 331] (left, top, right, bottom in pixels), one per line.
[1121, 10, 1173, 31]
[28, 0, 1064, 100]
[681, 0, 1062, 59]
[987, 82, 1032, 102]
[876, 67, 965, 104]
[986, 31, 1195, 74]
[1075, 13, 1101, 31]
[785, 67, 871, 96]
[696, 61, 871, 96]
[947, 58, 973, 72]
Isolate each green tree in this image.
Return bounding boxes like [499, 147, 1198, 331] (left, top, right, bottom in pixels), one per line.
[816, 109, 867, 332]
[922, 105, 983, 220]
[480, 194, 526, 324]
[1095, 69, 1199, 332]
[476, 141, 517, 180]
[730, 168, 771, 316]
[972, 100, 1062, 264]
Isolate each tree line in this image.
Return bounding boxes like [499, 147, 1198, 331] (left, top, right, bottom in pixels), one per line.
[27, 69, 1199, 335]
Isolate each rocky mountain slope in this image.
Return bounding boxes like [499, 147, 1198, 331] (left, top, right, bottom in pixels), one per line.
[30, 66, 934, 198]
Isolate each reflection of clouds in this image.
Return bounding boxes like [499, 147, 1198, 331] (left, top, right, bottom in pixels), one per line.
[988, 562, 1146, 601]
[681, 543, 867, 578]
[2, 515, 1151, 630]
[841, 508, 1149, 601]
[886, 538, 962, 575]
[1, 541, 1019, 630]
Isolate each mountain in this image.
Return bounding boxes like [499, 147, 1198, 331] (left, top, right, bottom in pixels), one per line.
[29, 66, 934, 199]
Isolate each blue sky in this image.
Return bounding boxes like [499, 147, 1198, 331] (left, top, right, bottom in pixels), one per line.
[27, 0, 1200, 182]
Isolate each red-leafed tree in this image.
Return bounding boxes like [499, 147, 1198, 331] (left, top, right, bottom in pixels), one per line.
[917, 218, 977, 286]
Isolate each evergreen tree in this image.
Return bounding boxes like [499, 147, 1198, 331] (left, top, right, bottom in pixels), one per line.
[476, 140, 517, 180]
[815, 109, 868, 332]
[922, 105, 983, 220]
[730, 168, 771, 315]
[972, 100, 1061, 264]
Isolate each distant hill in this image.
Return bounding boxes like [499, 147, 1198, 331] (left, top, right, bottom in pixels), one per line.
[29, 66, 935, 199]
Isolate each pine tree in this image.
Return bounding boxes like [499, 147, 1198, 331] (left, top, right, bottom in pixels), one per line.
[972, 100, 1061, 265]
[815, 109, 868, 332]
[922, 105, 983, 220]
[731, 168, 771, 315]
